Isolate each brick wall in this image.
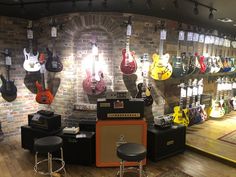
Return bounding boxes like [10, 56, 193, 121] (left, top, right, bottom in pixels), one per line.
[0, 12, 235, 136]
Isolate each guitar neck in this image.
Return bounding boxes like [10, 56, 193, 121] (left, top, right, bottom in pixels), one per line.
[52, 37, 56, 57]
[6, 66, 10, 81]
[159, 39, 164, 56]
[41, 72, 46, 90]
[29, 39, 33, 54]
[126, 36, 130, 53]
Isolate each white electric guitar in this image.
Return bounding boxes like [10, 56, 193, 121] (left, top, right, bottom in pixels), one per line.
[23, 21, 41, 72]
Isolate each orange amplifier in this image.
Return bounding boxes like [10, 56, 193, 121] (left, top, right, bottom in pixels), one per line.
[97, 98, 144, 120]
[96, 120, 147, 167]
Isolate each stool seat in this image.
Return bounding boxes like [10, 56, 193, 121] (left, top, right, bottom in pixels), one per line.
[34, 136, 63, 153]
[117, 143, 146, 162]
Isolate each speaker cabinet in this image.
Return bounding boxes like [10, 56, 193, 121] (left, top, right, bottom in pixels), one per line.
[96, 120, 147, 167]
[147, 124, 186, 162]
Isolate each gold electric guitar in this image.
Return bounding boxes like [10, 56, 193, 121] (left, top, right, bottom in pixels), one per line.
[150, 21, 172, 80]
[173, 83, 189, 126]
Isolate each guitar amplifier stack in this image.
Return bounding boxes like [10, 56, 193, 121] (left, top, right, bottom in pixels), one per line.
[97, 92, 144, 120]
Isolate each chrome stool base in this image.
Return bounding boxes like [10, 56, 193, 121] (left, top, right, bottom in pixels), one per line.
[117, 161, 146, 177]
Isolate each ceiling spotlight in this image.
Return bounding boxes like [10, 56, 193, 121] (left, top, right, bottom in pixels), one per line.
[146, 0, 152, 9]
[173, 0, 178, 8]
[209, 8, 214, 20]
[193, 2, 199, 15]
[128, 0, 133, 8]
[102, 0, 107, 8]
[217, 18, 233, 23]
[72, 0, 76, 8]
[88, 0, 92, 8]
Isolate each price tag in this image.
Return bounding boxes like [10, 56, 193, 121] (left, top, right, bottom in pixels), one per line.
[214, 37, 219, 45]
[181, 88, 187, 97]
[204, 35, 211, 44]
[5, 56, 12, 66]
[27, 29, 33, 39]
[199, 34, 205, 43]
[198, 86, 203, 94]
[227, 40, 231, 48]
[40, 64, 45, 74]
[187, 87, 193, 97]
[231, 41, 236, 48]
[187, 32, 193, 41]
[210, 36, 215, 44]
[233, 82, 236, 89]
[126, 24, 132, 36]
[178, 31, 185, 41]
[160, 29, 167, 40]
[193, 87, 198, 96]
[51, 26, 57, 37]
[219, 38, 224, 46]
[217, 83, 222, 91]
[193, 33, 199, 42]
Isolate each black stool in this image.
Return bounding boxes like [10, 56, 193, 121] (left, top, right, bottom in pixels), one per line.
[117, 143, 146, 177]
[34, 136, 66, 176]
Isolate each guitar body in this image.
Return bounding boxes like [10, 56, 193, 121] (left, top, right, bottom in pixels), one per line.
[0, 75, 17, 97]
[222, 58, 231, 72]
[173, 106, 189, 126]
[171, 56, 187, 78]
[120, 49, 137, 75]
[23, 48, 41, 72]
[35, 81, 54, 104]
[204, 57, 211, 74]
[46, 48, 63, 72]
[199, 56, 207, 74]
[230, 97, 236, 110]
[209, 99, 225, 118]
[82, 70, 106, 95]
[150, 54, 172, 80]
[188, 55, 200, 75]
[135, 83, 153, 106]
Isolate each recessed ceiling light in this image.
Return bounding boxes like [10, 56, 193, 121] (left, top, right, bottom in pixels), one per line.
[217, 18, 233, 23]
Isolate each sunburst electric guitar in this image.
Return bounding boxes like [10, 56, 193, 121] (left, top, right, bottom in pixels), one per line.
[120, 16, 137, 75]
[173, 83, 189, 126]
[135, 53, 153, 106]
[35, 55, 54, 104]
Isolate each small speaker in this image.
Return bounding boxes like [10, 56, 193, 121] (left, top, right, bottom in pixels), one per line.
[147, 124, 186, 162]
[96, 120, 147, 167]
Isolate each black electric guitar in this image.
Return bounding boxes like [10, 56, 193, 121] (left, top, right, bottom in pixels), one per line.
[135, 53, 153, 106]
[46, 19, 63, 72]
[0, 49, 17, 100]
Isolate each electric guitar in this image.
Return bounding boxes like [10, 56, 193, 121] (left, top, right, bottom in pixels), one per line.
[196, 78, 207, 121]
[82, 41, 106, 95]
[150, 22, 172, 80]
[46, 20, 63, 72]
[198, 33, 207, 73]
[230, 78, 236, 110]
[23, 20, 41, 72]
[35, 54, 54, 104]
[172, 30, 188, 78]
[173, 83, 189, 126]
[135, 53, 153, 106]
[120, 16, 137, 75]
[209, 78, 225, 118]
[0, 49, 17, 100]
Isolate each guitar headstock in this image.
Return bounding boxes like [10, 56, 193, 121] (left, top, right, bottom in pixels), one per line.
[178, 83, 185, 88]
[126, 16, 132, 36]
[49, 18, 57, 38]
[192, 78, 198, 87]
[197, 78, 203, 86]
[27, 20, 33, 40]
[1, 49, 12, 66]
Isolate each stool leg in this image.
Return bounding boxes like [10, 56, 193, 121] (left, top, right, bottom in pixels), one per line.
[139, 161, 143, 177]
[48, 152, 52, 176]
[34, 152, 38, 172]
[60, 147, 66, 175]
[119, 161, 123, 177]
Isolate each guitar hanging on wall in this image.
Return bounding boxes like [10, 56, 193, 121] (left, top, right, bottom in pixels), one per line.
[135, 53, 153, 106]
[35, 54, 54, 104]
[150, 21, 172, 80]
[120, 16, 137, 75]
[0, 49, 17, 102]
[46, 18, 63, 72]
[23, 20, 41, 72]
[82, 40, 106, 95]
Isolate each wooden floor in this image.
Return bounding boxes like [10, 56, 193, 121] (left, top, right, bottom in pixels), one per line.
[0, 136, 236, 177]
[186, 111, 236, 165]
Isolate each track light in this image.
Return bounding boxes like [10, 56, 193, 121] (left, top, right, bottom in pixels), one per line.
[173, 0, 179, 8]
[71, 0, 76, 8]
[88, 0, 92, 8]
[128, 0, 133, 8]
[209, 8, 214, 20]
[102, 0, 107, 8]
[146, 0, 152, 9]
[193, 2, 199, 15]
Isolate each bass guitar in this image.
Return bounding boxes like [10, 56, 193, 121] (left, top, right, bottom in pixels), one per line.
[35, 54, 54, 104]
[135, 53, 153, 106]
[46, 19, 63, 72]
[83, 42, 106, 95]
[173, 83, 189, 126]
[120, 16, 137, 75]
[23, 20, 41, 72]
[0, 49, 17, 101]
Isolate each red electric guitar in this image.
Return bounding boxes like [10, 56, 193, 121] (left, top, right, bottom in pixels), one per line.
[35, 54, 54, 104]
[82, 41, 106, 95]
[120, 16, 137, 75]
